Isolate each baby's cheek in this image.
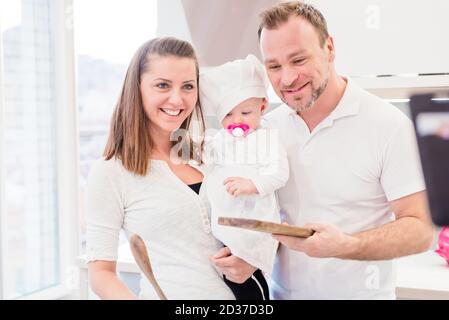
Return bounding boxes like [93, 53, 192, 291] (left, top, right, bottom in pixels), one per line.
[249, 115, 261, 129]
[221, 119, 230, 128]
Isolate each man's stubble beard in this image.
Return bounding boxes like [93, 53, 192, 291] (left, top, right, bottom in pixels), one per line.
[289, 76, 329, 113]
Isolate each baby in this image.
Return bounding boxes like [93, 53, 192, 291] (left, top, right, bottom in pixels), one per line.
[199, 54, 289, 300]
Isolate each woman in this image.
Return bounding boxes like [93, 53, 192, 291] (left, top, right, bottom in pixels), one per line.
[85, 37, 255, 299]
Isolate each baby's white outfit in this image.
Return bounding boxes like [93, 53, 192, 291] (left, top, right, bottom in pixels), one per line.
[203, 125, 289, 274]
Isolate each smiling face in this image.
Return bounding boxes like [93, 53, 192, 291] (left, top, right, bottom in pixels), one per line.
[260, 16, 333, 113]
[140, 55, 198, 135]
[221, 97, 266, 134]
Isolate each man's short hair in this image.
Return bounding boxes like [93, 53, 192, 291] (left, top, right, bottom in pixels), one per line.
[258, 1, 329, 47]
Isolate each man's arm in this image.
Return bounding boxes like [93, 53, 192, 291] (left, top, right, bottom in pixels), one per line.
[273, 191, 434, 260]
[345, 191, 434, 260]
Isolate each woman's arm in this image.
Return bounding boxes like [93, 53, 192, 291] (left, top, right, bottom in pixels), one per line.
[209, 247, 256, 284]
[85, 160, 132, 299]
[88, 260, 137, 300]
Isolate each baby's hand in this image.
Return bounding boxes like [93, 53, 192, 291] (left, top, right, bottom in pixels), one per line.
[223, 177, 258, 197]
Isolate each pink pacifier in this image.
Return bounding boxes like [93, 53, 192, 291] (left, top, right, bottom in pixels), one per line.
[226, 123, 250, 137]
[436, 227, 449, 265]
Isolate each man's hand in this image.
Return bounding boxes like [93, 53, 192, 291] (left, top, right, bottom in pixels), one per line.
[273, 192, 433, 261]
[223, 177, 258, 197]
[209, 247, 256, 283]
[272, 223, 360, 259]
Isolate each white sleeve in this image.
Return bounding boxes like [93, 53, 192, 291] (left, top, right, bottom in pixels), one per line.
[85, 159, 125, 263]
[380, 119, 426, 201]
[252, 142, 290, 197]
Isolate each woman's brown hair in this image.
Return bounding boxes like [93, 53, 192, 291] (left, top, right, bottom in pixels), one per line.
[104, 37, 205, 176]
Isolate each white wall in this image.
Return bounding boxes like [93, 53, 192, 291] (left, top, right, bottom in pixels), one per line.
[157, 0, 448, 76]
[310, 0, 449, 76]
[156, 0, 192, 42]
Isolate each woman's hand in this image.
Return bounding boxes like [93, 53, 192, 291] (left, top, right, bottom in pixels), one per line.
[223, 177, 258, 197]
[209, 247, 256, 284]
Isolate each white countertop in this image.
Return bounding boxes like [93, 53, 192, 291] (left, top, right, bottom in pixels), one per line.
[76, 247, 449, 300]
[395, 250, 449, 299]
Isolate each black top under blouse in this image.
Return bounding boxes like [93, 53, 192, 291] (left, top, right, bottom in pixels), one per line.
[188, 182, 202, 195]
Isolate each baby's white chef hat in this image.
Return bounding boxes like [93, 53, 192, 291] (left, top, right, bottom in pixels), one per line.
[199, 54, 269, 123]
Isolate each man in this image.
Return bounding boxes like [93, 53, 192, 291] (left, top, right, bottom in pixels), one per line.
[258, 1, 434, 299]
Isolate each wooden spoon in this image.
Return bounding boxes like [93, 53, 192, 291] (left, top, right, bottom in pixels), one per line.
[129, 233, 167, 300]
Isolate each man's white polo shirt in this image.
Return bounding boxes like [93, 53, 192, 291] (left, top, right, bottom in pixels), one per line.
[264, 78, 425, 299]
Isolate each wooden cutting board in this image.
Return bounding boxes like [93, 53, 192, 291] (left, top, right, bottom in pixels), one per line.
[218, 217, 315, 238]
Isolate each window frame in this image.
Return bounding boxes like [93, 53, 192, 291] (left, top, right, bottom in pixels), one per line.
[52, 0, 80, 300]
[0, 0, 79, 300]
[0, 1, 6, 300]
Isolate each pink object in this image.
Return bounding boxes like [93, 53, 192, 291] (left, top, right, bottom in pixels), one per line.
[435, 227, 449, 265]
[226, 123, 250, 137]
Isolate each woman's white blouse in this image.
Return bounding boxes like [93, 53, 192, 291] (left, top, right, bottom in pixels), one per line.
[85, 158, 234, 300]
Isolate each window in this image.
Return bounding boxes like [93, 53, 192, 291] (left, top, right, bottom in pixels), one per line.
[0, 0, 78, 299]
[74, 0, 158, 253]
[0, 0, 59, 299]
